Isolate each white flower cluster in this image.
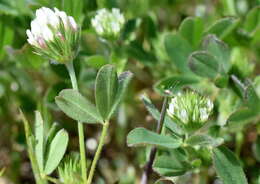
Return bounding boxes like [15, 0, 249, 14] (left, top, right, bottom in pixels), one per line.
[27, 7, 77, 48]
[91, 8, 125, 39]
[167, 91, 213, 128]
[26, 7, 79, 63]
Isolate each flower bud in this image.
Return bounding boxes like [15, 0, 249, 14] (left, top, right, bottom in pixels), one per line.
[91, 8, 125, 40]
[26, 7, 80, 63]
[167, 91, 214, 132]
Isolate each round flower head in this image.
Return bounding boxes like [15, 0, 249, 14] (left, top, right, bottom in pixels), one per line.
[167, 91, 214, 132]
[91, 8, 125, 40]
[26, 7, 80, 63]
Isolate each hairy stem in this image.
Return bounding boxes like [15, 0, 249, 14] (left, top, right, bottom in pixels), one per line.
[66, 62, 87, 183]
[87, 120, 109, 184]
[140, 97, 168, 184]
[230, 74, 247, 92]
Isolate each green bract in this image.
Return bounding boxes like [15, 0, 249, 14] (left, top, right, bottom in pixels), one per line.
[167, 91, 213, 132]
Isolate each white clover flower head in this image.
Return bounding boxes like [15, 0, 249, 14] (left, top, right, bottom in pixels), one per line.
[167, 91, 214, 132]
[26, 7, 80, 63]
[91, 8, 125, 39]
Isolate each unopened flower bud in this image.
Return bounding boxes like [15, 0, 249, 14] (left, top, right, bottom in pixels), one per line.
[167, 91, 214, 132]
[26, 7, 80, 63]
[91, 8, 125, 40]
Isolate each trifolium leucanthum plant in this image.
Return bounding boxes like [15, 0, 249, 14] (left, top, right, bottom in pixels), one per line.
[26, 7, 80, 63]
[167, 91, 213, 132]
[91, 8, 125, 40]
[23, 6, 133, 184]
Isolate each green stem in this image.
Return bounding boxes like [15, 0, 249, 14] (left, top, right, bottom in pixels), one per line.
[87, 121, 109, 184]
[66, 62, 87, 183]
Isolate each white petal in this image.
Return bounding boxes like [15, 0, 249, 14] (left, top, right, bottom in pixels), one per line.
[200, 108, 208, 121]
[26, 29, 33, 39]
[168, 100, 175, 115]
[31, 20, 42, 36]
[26, 29, 38, 46]
[180, 109, 188, 123]
[42, 27, 54, 41]
[55, 8, 69, 28]
[35, 8, 48, 24]
[68, 16, 77, 30]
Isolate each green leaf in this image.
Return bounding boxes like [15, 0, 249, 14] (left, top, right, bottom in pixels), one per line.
[44, 129, 69, 175]
[244, 6, 260, 35]
[203, 35, 231, 73]
[204, 17, 239, 39]
[227, 108, 256, 123]
[45, 123, 60, 153]
[186, 135, 223, 147]
[154, 160, 189, 177]
[245, 84, 260, 111]
[0, 16, 14, 58]
[127, 127, 182, 149]
[214, 75, 229, 88]
[154, 75, 199, 96]
[226, 107, 258, 130]
[141, 95, 183, 135]
[55, 89, 102, 124]
[164, 33, 193, 73]
[126, 41, 157, 66]
[110, 71, 133, 117]
[179, 17, 204, 48]
[213, 146, 248, 184]
[83, 55, 107, 69]
[0, 4, 18, 16]
[153, 152, 191, 177]
[189, 51, 220, 78]
[34, 111, 45, 172]
[95, 64, 118, 121]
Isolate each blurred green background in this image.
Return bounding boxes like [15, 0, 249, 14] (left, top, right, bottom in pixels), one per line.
[0, 0, 259, 183]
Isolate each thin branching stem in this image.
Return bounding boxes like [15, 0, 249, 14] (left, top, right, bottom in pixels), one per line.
[230, 74, 247, 92]
[140, 97, 168, 184]
[87, 120, 109, 184]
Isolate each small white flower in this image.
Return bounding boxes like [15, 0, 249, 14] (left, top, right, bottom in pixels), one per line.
[199, 108, 208, 122]
[180, 109, 188, 123]
[91, 8, 125, 39]
[207, 99, 214, 111]
[167, 98, 176, 116]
